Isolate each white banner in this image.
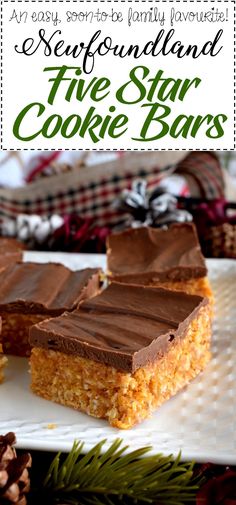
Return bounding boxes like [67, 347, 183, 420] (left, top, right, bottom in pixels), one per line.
[1, 0, 235, 150]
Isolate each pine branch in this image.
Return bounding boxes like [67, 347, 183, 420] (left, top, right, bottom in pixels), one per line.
[33, 439, 202, 505]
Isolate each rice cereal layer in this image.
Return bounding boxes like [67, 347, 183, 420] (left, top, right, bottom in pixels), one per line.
[148, 276, 213, 301]
[0, 313, 47, 357]
[0, 353, 7, 383]
[30, 304, 211, 429]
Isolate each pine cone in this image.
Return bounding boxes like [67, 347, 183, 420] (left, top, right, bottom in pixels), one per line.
[0, 433, 32, 504]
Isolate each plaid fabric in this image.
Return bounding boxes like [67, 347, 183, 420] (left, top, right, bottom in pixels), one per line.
[0, 153, 177, 227]
[0, 152, 225, 228]
[176, 152, 224, 199]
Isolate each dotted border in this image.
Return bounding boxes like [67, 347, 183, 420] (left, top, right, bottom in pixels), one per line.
[1, 0, 236, 151]
[0, 0, 2, 149]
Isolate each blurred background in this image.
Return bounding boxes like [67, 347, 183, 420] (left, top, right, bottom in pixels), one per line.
[0, 150, 236, 257]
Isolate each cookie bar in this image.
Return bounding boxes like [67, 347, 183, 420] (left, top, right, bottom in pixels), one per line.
[0, 238, 24, 273]
[0, 353, 7, 383]
[30, 283, 211, 429]
[0, 263, 101, 357]
[107, 223, 213, 301]
[0, 318, 7, 383]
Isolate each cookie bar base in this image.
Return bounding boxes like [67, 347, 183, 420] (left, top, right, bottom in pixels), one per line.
[1, 313, 47, 357]
[30, 304, 211, 429]
[150, 276, 213, 300]
[0, 355, 7, 383]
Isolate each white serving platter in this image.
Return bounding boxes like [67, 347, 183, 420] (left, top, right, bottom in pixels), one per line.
[0, 254, 236, 464]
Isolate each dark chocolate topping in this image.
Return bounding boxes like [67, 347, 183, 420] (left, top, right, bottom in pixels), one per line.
[107, 223, 207, 284]
[0, 263, 100, 314]
[30, 283, 208, 372]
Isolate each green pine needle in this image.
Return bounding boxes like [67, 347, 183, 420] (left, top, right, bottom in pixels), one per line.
[40, 439, 201, 505]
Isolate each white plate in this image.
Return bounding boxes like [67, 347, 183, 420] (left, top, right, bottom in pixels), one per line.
[0, 254, 236, 464]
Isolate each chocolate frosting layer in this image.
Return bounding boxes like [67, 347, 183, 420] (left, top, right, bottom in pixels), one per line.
[30, 283, 208, 372]
[107, 223, 207, 284]
[0, 263, 100, 314]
